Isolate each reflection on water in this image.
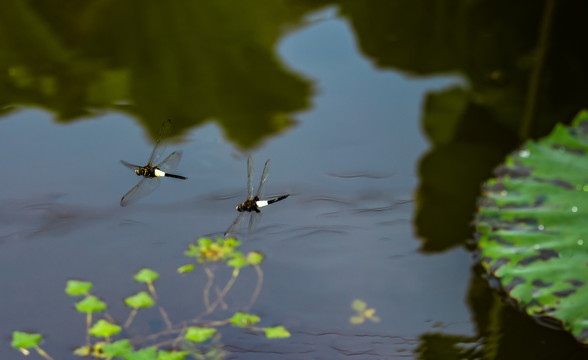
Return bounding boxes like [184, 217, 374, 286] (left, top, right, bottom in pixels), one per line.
[1, 0, 588, 358]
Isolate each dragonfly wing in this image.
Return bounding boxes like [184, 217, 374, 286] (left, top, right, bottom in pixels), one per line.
[120, 177, 161, 207]
[147, 119, 172, 165]
[120, 160, 141, 171]
[247, 155, 254, 199]
[248, 212, 261, 235]
[255, 159, 271, 198]
[225, 212, 245, 239]
[157, 151, 182, 172]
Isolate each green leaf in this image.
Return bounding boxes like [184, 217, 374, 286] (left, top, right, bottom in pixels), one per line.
[11, 331, 42, 349]
[230, 312, 261, 327]
[89, 319, 121, 338]
[184, 327, 216, 342]
[73, 346, 91, 356]
[227, 251, 248, 268]
[75, 295, 107, 313]
[134, 268, 160, 283]
[123, 347, 157, 360]
[246, 251, 264, 264]
[157, 350, 188, 360]
[264, 326, 291, 339]
[476, 110, 588, 344]
[101, 339, 133, 357]
[65, 280, 93, 296]
[349, 316, 365, 324]
[177, 264, 194, 273]
[351, 299, 367, 312]
[125, 291, 155, 308]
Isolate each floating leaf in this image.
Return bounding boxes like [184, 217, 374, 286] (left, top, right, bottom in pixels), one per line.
[65, 280, 93, 296]
[11, 331, 42, 349]
[73, 346, 91, 356]
[185, 237, 241, 263]
[101, 339, 133, 357]
[349, 316, 365, 324]
[177, 264, 194, 273]
[134, 268, 160, 283]
[351, 299, 367, 312]
[246, 251, 264, 264]
[185, 327, 216, 342]
[125, 291, 155, 309]
[157, 350, 188, 360]
[227, 252, 248, 268]
[89, 319, 121, 338]
[476, 110, 588, 344]
[75, 295, 106, 313]
[230, 312, 261, 327]
[123, 347, 157, 360]
[264, 326, 291, 339]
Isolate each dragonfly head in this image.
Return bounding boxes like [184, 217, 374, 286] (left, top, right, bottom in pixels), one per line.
[134, 169, 140, 175]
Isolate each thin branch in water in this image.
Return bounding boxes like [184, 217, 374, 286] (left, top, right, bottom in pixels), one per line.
[85, 312, 92, 349]
[245, 264, 264, 311]
[203, 266, 214, 313]
[148, 282, 158, 301]
[159, 306, 173, 330]
[124, 308, 138, 328]
[215, 286, 229, 310]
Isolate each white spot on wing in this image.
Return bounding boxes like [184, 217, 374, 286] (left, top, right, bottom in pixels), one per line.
[154, 169, 166, 177]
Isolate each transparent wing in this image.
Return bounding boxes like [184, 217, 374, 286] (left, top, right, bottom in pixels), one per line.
[120, 160, 141, 171]
[247, 212, 261, 235]
[120, 177, 161, 207]
[147, 119, 172, 165]
[247, 155, 254, 199]
[157, 151, 182, 172]
[255, 159, 271, 198]
[224, 212, 245, 239]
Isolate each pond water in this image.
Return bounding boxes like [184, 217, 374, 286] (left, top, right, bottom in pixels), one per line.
[2, 3, 588, 360]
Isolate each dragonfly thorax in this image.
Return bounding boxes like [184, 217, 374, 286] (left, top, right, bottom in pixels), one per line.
[135, 165, 156, 177]
[237, 197, 260, 213]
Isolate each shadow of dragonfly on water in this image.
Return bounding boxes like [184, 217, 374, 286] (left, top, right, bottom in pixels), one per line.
[225, 155, 289, 238]
[120, 119, 187, 207]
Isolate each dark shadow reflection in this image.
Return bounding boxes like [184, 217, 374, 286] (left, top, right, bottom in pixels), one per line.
[0, 0, 322, 147]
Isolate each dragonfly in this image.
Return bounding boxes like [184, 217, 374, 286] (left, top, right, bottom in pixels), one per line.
[225, 155, 288, 238]
[120, 120, 187, 207]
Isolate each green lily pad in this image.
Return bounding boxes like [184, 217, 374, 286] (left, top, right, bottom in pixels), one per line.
[264, 326, 291, 339]
[134, 268, 160, 283]
[89, 319, 121, 338]
[65, 280, 93, 296]
[184, 327, 216, 343]
[101, 339, 133, 357]
[75, 295, 107, 313]
[11, 331, 42, 349]
[230, 312, 261, 327]
[227, 251, 248, 268]
[125, 291, 155, 309]
[476, 110, 588, 343]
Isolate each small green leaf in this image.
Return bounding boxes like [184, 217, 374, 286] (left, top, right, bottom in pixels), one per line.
[185, 327, 216, 342]
[230, 312, 261, 327]
[264, 326, 291, 339]
[157, 350, 188, 360]
[184, 243, 199, 257]
[227, 252, 248, 268]
[101, 339, 133, 357]
[73, 346, 91, 356]
[89, 319, 121, 338]
[124, 347, 157, 360]
[177, 264, 194, 273]
[351, 299, 366, 312]
[11, 331, 42, 349]
[75, 295, 107, 313]
[65, 280, 93, 296]
[350, 316, 365, 324]
[125, 291, 155, 309]
[134, 268, 160, 283]
[246, 251, 264, 264]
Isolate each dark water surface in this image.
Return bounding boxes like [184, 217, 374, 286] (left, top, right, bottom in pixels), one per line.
[2, 3, 588, 360]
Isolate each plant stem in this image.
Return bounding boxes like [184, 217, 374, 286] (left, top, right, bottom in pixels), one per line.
[35, 346, 54, 360]
[85, 312, 92, 348]
[245, 264, 263, 310]
[124, 308, 138, 328]
[159, 306, 172, 330]
[203, 266, 214, 312]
